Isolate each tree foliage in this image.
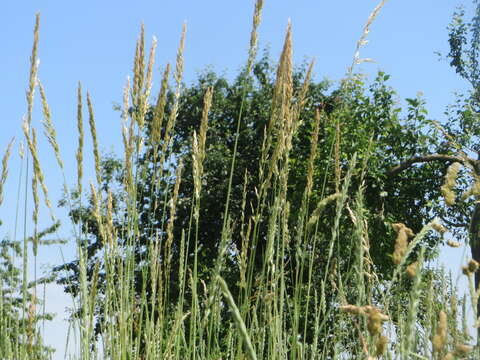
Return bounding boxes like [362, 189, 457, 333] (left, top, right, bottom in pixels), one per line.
[53, 46, 460, 349]
[0, 234, 57, 359]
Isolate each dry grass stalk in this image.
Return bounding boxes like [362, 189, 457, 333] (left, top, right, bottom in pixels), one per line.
[246, 0, 264, 75]
[152, 64, 170, 147]
[217, 276, 258, 360]
[280, 21, 294, 154]
[144, 36, 157, 98]
[26, 13, 40, 127]
[121, 78, 135, 192]
[192, 131, 200, 199]
[138, 35, 157, 131]
[349, 0, 387, 75]
[138, 24, 146, 94]
[264, 21, 292, 148]
[131, 40, 140, 105]
[31, 130, 40, 255]
[264, 22, 293, 185]
[0, 138, 14, 207]
[22, 122, 54, 220]
[238, 170, 251, 289]
[174, 24, 186, 90]
[26, 292, 37, 352]
[334, 118, 341, 193]
[307, 193, 341, 231]
[306, 108, 321, 198]
[165, 160, 184, 272]
[76, 82, 84, 195]
[292, 59, 315, 128]
[391, 223, 414, 265]
[192, 86, 213, 206]
[106, 191, 115, 247]
[89, 182, 103, 242]
[441, 162, 461, 206]
[345, 202, 376, 282]
[87, 92, 101, 186]
[132, 23, 145, 109]
[38, 80, 63, 169]
[19, 141, 25, 159]
[89, 261, 101, 328]
[432, 310, 447, 353]
[159, 24, 186, 170]
[198, 87, 213, 162]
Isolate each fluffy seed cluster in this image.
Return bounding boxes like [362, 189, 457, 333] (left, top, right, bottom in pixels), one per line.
[462, 259, 479, 275]
[340, 304, 389, 355]
[432, 310, 447, 353]
[441, 162, 461, 206]
[340, 305, 389, 335]
[375, 335, 388, 357]
[441, 344, 473, 360]
[461, 178, 480, 201]
[446, 239, 461, 248]
[392, 223, 414, 265]
[406, 261, 418, 278]
[431, 219, 447, 235]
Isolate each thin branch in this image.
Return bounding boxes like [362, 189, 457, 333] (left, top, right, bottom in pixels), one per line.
[387, 154, 468, 177]
[440, 215, 469, 229]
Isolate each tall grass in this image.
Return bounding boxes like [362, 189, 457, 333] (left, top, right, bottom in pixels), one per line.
[0, 1, 478, 359]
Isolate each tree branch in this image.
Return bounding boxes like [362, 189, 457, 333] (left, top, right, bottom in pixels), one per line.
[440, 215, 469, 229]
[387, 154, 467, 177]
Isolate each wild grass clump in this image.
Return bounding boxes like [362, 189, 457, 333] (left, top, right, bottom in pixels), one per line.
[1, 1, 480, 360]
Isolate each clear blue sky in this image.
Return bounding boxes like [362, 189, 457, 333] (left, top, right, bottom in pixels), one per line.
[1, 0, 475, 357]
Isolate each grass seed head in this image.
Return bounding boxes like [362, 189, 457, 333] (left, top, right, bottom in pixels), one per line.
[441, 162, 461, 206]
[375, 335, 388, 356]
[39, 80, 63, 169]
[467, 259, 479, 273]
[26, 13, 40, 127]
[447, 239, 461, 248]
[432, 310, 447, 353]
[246, 0, 264, 75]
[76, 82, 84, 195]
[364, 306, 388, 337]
[431, 219, 447, 234]
[406, 261, 419, 278]
[87, 92, 101, 185]
[306, 108, 321, 197]
[152, 64, 170, 146]
[0, 139, 14, 207]
[392, 223, 414, 265]
[340, 304, 388, 337]
[454, 343, 472, 356]
[340, 304, 363, 315]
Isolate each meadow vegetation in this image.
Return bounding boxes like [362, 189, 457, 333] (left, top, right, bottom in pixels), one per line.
[2, 0, 480, 359]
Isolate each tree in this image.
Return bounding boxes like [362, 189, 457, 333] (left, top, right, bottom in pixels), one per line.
[384, 0, 480, 311]
[444, 2, 480, 278]
[0, 235, 56, 359]
[54, 36, 458, 353]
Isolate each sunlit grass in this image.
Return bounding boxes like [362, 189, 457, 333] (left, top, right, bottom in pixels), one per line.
[0, 1, 478, 359]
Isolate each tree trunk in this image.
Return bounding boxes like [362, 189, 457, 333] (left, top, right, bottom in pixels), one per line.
[470, 201, 480, 344]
